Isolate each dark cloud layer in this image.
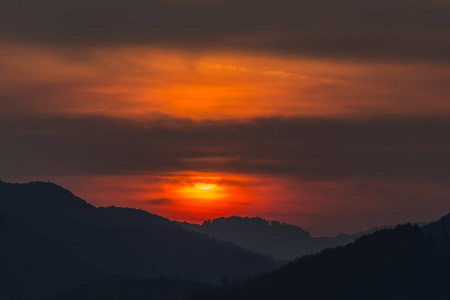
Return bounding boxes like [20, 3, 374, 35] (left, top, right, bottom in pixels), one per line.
[1, 115, 449, 181]
[1, 0, 450, 61]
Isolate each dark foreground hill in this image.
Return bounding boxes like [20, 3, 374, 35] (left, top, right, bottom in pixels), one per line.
[179, 216, 396, 261]
[45, 276, 209, 300]
[0, 212, 103, 299]
[189, 215, 450, 300]
[0, 180, 274, 299]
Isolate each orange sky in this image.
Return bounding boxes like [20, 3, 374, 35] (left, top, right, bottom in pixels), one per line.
[1, 18, 450, 235]
[2, 44, 450, 119]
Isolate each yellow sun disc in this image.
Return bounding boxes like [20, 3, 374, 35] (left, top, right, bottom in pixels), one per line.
[188, 171, 222, 190]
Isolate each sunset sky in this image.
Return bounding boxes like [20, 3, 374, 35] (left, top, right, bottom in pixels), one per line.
[1, 0, 450, 235]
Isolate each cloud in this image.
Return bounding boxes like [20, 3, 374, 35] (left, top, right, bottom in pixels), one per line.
[142, 198, 173, 206]
[1, 0, 450, 62]
[0, 115, 449, 182]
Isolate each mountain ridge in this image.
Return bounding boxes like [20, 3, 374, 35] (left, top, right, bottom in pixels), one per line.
[178, 215, 410, 260]
[0, 180, 275, 299]
[189, 217, 450, 300]
[2, 179, 448, 300]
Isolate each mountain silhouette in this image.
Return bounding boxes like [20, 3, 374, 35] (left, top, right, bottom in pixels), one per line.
[2, 180, 448, 300]
[189, 216, 450, 300]
[422, 213, 450, 240]
[0, 180, 94, 211]
[0, 211, 103, 299]
[0, 180, 275, 299]
[179, 216, 395, 261]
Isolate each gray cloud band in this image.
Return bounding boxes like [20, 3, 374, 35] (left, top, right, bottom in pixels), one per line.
[0, 115, 449, 180]
[1, 0, 450, 62]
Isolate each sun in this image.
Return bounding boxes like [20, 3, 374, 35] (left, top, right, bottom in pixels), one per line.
[195, 184, 216, 190]
[188, 171, 222, 190]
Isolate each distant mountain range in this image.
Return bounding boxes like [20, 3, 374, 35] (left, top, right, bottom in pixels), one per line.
[178, 216, 406, 261]
[0, 180, 274, 299]
[190, 215, 450, 300]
